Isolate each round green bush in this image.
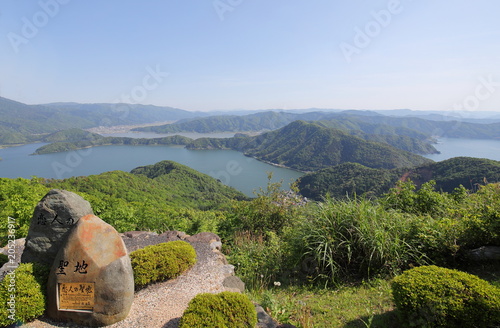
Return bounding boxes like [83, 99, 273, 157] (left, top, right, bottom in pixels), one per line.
[179, 291, 257, 328]
[130, 240, 197, 288]
[392, 265, 500, 328]
[0, 262, 50, 327]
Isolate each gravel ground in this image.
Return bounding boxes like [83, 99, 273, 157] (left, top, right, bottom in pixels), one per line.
[22, 235, 236, 328]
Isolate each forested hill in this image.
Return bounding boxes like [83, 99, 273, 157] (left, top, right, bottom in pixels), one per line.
[298, 157, 500, 200]
[46, 160, 247, 210]
[0, 96, 197, 145]
[187, 121, 433, 171]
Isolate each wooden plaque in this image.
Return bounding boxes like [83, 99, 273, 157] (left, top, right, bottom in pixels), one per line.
[58, 283, 95, 310]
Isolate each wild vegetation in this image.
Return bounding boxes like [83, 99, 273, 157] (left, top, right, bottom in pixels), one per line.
[1, 158, 499, 326]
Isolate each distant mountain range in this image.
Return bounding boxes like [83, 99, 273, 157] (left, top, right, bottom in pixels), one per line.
[0, 97, 198, 144]
[2, 96, 500, 146]
[134, 109, 500, 140]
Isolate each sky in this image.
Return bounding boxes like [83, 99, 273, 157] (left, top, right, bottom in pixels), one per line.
[0, 0, 499, 112]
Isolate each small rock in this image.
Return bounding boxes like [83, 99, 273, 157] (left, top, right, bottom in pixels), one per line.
[223, 275, 245, 293]
[221, 264, 235, 278]
[123, 231, 158, 238]
[158, 230, 188, 240]
[255, 304, 277, 328]
[185, 232, 221, 243]
[210, 241, 222, 251]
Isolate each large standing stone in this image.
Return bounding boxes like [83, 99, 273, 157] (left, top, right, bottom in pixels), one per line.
[21, 189, 93, 266]
[47, 214, 134, 326]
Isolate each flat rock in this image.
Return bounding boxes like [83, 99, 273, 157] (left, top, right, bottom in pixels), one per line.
[46, 215, 134, 327]
[21, 189, 93, 266]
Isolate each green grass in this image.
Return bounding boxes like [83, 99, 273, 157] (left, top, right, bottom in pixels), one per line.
[248, 263, 500, 328]
[249, 279, 398, 328]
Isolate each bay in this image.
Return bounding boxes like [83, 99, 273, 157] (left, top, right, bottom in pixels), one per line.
[0, 143, 303, 197]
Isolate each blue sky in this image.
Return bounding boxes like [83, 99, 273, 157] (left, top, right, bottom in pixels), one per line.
[1, 0, 499, 111]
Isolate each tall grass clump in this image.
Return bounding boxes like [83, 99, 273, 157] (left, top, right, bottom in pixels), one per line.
[300, 197, 428, 285]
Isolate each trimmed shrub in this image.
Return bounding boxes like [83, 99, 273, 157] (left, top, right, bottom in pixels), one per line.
[179, 291, 257, 328]
[0, 262, 50, 327]
[392, 265, 500, 328]
[130, 240, 197, 288]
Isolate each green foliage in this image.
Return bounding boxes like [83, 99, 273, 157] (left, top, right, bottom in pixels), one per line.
[299, 197, 428, 285]
[223, 175, 304, 235]
[392, 265, 500, 328]
[0, 178, 50, 246]
[221, 177, 307, 289]
[410, 157, 500, 193]
[179, 291, 257, 328]
[382, 180, 455, 217]
[298, 162, 401, 200]
[130, 240, 197, 288]
[228, 230, 288, 291]
[0, 263, 50, 326]
[381, 181, 500, 265]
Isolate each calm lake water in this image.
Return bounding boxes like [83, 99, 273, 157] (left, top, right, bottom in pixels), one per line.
[1, 137, 499, 197]
[0, 143, 302, 197]
[423, 138, 500, 162]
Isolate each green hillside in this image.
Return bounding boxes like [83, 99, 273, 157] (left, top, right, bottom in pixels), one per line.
[188, 121, 433, 171]
[298, 157, 500, 200]
[47, 161, 247, 209]
[409, 156, 500, 192]
[130, 160, 247, 203]
[298, 163, 401, 200]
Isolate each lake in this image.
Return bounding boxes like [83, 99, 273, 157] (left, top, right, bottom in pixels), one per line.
[423, 138, 500, 162]
[2, 137, 500, 197]
[0, 142, 303, 197]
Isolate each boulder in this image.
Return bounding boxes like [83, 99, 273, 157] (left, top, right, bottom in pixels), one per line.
[223, 275, 245, 293]
[21, 189, 93, 265]
[46, 214, 134, 326]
